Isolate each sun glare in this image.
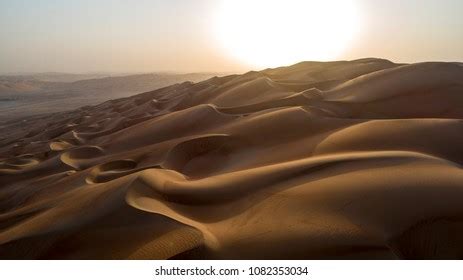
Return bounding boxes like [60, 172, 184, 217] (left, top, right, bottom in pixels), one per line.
[215, 0, 361, 68]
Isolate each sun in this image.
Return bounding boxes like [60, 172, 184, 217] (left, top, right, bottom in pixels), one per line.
[215, 0, 361, 68]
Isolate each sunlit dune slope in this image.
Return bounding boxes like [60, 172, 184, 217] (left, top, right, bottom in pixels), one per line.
[1, 58, 463, 259]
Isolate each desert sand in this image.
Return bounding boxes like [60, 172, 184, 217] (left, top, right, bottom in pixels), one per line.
[1, 58, 463, 259]
[0, 72, 217, 121]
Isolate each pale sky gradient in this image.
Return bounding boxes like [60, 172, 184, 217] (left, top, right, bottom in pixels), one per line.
[1, 0, 462, 73]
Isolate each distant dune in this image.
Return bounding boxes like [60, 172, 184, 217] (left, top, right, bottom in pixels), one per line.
[1, 58, 463, 259]
[0, 72, 220, 121]
[1, 72, 119, 83]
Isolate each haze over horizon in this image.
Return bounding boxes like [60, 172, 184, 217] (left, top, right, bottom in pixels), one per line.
[1, 0, 462, 74]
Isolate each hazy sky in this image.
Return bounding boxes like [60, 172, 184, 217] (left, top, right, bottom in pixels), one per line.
[1, 0, 462, 73]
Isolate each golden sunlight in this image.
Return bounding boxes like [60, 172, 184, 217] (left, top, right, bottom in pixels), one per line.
[215, 0, 361, 68]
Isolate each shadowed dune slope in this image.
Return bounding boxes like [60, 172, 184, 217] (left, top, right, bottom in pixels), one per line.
[1, 59, 463, 259]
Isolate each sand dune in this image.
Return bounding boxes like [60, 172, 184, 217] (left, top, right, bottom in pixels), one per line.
[1, 58, 463, 259]
[0, 72, 219, 121]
